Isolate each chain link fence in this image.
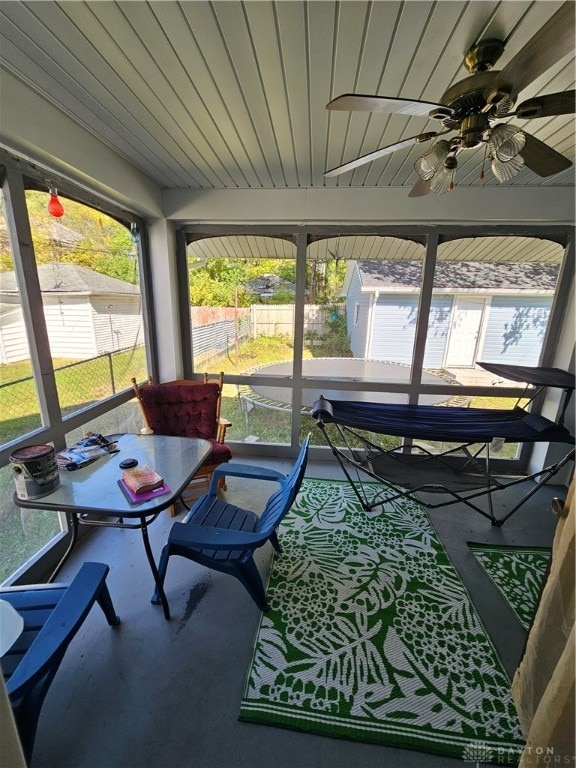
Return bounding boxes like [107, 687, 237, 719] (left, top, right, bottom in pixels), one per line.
[0, 345, 147, 446]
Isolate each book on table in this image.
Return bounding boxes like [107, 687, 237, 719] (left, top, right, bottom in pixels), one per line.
[121, 465, 164, 494]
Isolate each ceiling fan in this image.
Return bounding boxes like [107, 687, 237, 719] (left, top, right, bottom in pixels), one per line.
[325, 2, 575, 195]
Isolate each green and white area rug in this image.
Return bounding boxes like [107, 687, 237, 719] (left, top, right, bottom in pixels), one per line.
[468, 543, 551, 631]
[240, 479, 525, 764]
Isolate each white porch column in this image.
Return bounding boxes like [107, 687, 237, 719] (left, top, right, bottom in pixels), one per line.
[147, 218, 184, 381]
[528, 270, 575, 486]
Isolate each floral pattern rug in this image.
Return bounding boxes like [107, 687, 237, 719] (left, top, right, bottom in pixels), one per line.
[240, 478, 525, 764]
[468, 542, 551, 630]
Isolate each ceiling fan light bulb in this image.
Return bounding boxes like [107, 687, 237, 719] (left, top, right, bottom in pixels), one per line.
[496, 133, 525, 161]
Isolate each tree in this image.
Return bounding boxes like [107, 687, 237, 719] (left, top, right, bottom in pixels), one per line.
[185, 250, 347, 307]
[307, 248, 347, 304]
[0, 191, 138, 283]
[188, 257, 251, 306]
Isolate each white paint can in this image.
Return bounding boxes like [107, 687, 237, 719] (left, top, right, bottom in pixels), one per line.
[10, 445, 61, 500]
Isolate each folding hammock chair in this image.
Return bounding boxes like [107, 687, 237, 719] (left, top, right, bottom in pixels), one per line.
[312, 364, 575, 526]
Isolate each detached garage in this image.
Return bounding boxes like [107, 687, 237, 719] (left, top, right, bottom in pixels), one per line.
[0, 263, 143, 363]
[345, 261, 559, 369]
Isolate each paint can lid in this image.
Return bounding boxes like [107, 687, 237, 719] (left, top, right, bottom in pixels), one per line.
[9, 445, 55, 462]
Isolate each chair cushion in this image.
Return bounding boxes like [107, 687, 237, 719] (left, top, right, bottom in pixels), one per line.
[202, 439, 232, 466]
[140, 383, 220, 441]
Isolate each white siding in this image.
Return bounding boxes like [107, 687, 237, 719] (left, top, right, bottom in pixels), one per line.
[370, 295, 419, 364]
[0, 305, 30, 363]
[425, 296, 453, 368]
[43, 296, 97, 359]
[479, 297, 553, 366]
[346, 267, 371, 357]
[0, 293, 144, 363]
[91, 296, 144, 353]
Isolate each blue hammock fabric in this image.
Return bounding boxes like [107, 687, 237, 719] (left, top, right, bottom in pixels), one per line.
[477, 362, 575, 391]
[312, 398, 574, 446]
[311, 366, 574, 525]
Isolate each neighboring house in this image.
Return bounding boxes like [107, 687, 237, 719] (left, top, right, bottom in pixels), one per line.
[245, 273, 296, 299]
[0, 263, 143, 363]
[344, 261, 559, 369]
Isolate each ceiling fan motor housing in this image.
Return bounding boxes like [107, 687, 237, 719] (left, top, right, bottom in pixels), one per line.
[439, 71, 514, 145]
[460, 114, 490, 148]
[441, 72, 504, 113]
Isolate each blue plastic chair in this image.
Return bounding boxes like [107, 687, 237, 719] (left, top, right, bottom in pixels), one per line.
[1, 562, 120, 763]
[152, 434, 310, 613]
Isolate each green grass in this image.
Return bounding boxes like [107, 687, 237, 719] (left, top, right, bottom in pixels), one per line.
[0, 346, 147, 445]
[199, 334, 298, 374]
[0, 508, 61, 582]
[1, 338, 529, 450]
[202, 338, 529, 453]
[469, 395, 528, 410]
[0, 338, 530, 579]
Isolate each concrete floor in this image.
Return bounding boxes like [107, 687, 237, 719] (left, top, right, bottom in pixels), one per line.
[28, 455, 564, 768]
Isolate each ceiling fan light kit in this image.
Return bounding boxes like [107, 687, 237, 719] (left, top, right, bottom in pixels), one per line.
[414, 140, 451, 181]
[429, 157, 458, 195]
[491, 153, 525, 183]
[488, 125, 526, 162]
[324, 2, 574, 197]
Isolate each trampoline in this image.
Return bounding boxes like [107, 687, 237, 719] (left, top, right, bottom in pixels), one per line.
[239, 358, 462, 411]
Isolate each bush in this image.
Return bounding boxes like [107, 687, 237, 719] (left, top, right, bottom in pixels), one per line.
[315, 308, 352, 357]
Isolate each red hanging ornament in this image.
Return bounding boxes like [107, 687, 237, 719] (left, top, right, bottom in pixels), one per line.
[47, 188, 64, 218]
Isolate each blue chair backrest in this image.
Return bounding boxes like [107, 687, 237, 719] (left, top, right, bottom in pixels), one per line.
[256, 434, 310, 538]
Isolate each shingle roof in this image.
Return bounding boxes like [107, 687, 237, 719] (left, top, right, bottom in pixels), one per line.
[356, 261, 559, 291]
[0, 264, 139, 295]
[245, 274, 296, 295]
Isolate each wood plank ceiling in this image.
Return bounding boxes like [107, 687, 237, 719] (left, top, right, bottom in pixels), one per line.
[0, 1, 574, 193]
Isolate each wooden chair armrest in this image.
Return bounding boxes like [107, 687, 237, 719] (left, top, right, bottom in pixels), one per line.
[216, 417, 232, 443]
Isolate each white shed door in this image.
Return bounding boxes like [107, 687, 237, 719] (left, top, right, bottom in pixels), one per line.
[445, 297, 485, 366]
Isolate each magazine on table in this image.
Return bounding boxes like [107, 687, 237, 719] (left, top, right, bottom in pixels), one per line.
[56, 434, 118, 470]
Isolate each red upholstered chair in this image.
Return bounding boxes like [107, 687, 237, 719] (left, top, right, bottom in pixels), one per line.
[131, 374, 232, 514]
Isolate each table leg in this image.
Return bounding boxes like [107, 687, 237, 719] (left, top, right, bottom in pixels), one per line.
[48, 513, 79, 582]
[140, 521, 171, 620]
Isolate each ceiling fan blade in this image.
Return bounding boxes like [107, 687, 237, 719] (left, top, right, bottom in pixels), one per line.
[520, 132, 572, 177]
[483, 3, 575, 104]
[326, 94, 448, 118]
[324, 133, 438, 177]
[408, 177, 432, 197]
[513, 90, 576, 119]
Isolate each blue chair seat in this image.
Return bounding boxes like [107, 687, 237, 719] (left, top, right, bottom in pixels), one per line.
[152, 435, 310, 613]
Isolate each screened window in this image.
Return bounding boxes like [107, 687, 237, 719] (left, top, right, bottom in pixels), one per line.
[186, 234, 297, 445]
[0, 169, 151, 582]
